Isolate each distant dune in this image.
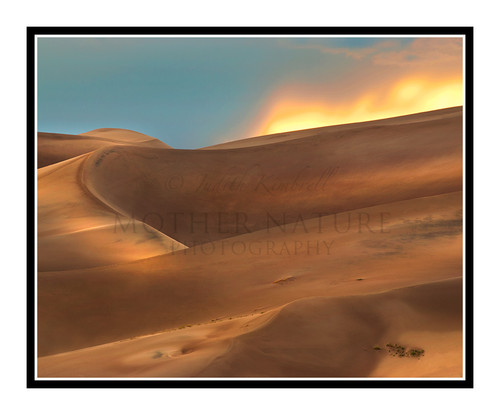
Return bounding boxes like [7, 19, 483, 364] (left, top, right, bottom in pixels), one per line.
[38, 278, 462, 377]
[203, 106, 462, 150]
[38, 129, 183, 271]
[37, 128, 170, 168]
[37, 107, 464, 377]
[83, 107, 462, 246]
[81, 128, 167, 143]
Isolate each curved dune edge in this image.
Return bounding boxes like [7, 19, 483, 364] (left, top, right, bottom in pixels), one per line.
[37, 151, 186, 272]
[81, 108, 462, 247]
[202, 106, 462, 150]
[37, 191, 462, 356]
[38, 128, 170, 169]
[81, 128, 171, 145]
[37, 277, 462, 378]
[37, 107, 464, 377]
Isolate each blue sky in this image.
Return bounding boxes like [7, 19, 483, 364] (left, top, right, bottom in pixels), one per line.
[37, 37, 461, 148]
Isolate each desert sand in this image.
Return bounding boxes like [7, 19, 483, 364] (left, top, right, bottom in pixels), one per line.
[37, 128, 170, 169]
[37, 107, 464, 377]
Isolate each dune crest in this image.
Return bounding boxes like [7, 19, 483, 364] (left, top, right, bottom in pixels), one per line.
[37, 107, 464, 378]
[203, 106, 462, 150]
[37, 152, 186, 272]
[81, 108, 462, 247]
[38, 128, 170, 169]
[38, 191, 462, 356]
[38, 278, 462, 378]
[81, 128, 168, 144]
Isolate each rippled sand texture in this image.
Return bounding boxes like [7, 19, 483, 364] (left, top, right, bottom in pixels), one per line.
[37, 107, 463, 377]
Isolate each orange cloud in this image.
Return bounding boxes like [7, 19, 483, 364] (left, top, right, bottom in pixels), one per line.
[250, 38, 463, 137]
[253, 75, 463, 136]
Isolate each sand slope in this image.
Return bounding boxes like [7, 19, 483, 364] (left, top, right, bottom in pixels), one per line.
[38, 191, 462, 356]
[38, 128, 170, 168]
[82, 107, 461, 246]
[38, 278, 462, 377]
[204, 106, 462, 150]
[38, 152, 186, 272]
[80, 128, 165, 142]
[37, 108, 464, 377]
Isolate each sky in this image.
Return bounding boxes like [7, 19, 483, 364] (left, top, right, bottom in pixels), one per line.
[37, 36, 463, 149]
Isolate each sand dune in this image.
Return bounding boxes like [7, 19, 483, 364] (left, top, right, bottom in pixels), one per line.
[37, 128, 170, 168]
[38, 128, 183, 271]
[38, 191, 462, 356]
[38, 278, 462, 377]
[198, 277, 462, 378]
[82, 107, 461, 246]
[38, 152, 185, 272]
[36, 107, 464, 377]
[81, 128, 167, 143]
[203, 106, 462, 150]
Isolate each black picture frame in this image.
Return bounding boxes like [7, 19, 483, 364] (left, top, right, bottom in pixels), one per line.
[27, 26, 473, 388]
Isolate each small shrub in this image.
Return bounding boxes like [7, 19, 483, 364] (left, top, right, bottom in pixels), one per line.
[407, 348, 425, 358]
[384, 343, 425, 359]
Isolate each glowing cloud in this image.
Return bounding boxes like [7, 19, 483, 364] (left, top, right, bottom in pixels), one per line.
[254, 75, 463, 136]
[251, 38, 463, 137]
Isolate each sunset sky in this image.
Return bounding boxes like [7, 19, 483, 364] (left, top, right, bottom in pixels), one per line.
[37, 36, 463, 148]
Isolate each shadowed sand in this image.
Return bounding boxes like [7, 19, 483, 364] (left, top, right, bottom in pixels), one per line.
[82, 107, 461, 246]
[38, 128, 170, 168]
[38, 153, 186, 272]
[38, 191, 462, 356]
[203, 106, 462, 150]
[37, 107, 464, 377]
[38, 278, 462, 377]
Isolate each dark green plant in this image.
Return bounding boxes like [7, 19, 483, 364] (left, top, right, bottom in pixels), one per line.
[383, 343, 425, 359]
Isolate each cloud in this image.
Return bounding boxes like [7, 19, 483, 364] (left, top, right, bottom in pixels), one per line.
[371, 38, 462, 67]
[281, 38, 400, 60]
[250, 37, 464, 136]
[252, 75, 463, 136]
[282, 37, 462, 68]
